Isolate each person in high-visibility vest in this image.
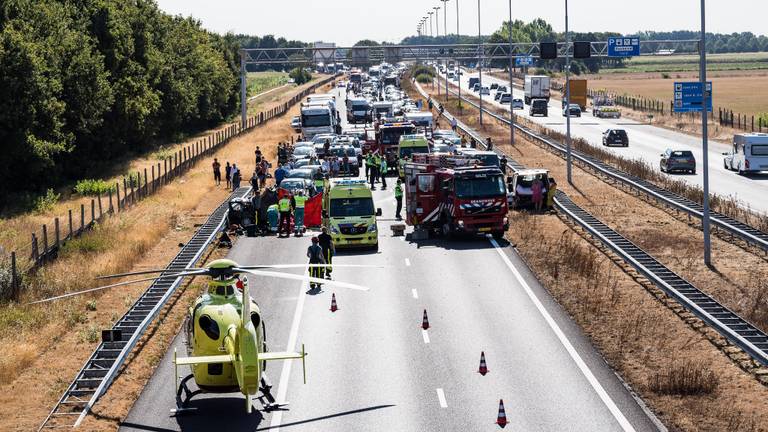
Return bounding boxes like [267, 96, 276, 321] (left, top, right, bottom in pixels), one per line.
[394, 178, 404, 220]
[379, 157, 388, 189]
[278, 194, 292, 236]
[317, 226, 334, 277]
[306, 236, 326, 288]
[293, 190, 308, 236]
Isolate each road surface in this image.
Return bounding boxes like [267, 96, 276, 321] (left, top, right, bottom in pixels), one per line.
[121, 86, 663, 432]
[438, 69, 768, 214]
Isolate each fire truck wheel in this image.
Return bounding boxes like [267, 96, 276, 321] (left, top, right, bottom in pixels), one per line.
[492, 231, 505, 240]
[441, 221, 453, 239]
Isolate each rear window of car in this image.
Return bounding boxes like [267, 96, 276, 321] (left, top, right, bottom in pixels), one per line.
[671, 151, 693, 158]
[611, 130, 627, 137]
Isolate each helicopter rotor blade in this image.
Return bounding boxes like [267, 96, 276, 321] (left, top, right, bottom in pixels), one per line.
[233, 268, 370, 291]
[95, 267, 202, 280]
[28, 269, 210, 305]
[236, 264, 387, 270]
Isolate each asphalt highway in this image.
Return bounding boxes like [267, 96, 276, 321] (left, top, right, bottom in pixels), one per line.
[439, 69, 768, 214]
[120, 86, 663, 432]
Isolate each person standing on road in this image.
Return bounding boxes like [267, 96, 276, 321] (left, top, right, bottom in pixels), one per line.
[394, 178, 403, 220]
[225, 162, 232, 188]
[365, 153, 372, 178]
[278, 193, 293, 236]
[212, 158, 221, 186]
[331, 158, 340, 177]
[306, 236, 326, 289]
[293, 190, 308, 235]
[317, 226, 334, 277]
[499, 155, 508, 174]
[324, 139, 331, 158]
[275, 163, 286, 186]
[450, 117, 458, 132]
[231, 164, 241, 191]
[379, 157, 387, 189]
[250, 170, 259, 191]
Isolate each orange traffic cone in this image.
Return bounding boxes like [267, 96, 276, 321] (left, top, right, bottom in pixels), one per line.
[330, 293, 338, 312]
[478, 351, 489, 375]
[421, 309, 430, 330]
[496, 399, 508, 428]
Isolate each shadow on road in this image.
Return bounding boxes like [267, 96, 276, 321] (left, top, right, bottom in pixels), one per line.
[255, 404, 395, 430]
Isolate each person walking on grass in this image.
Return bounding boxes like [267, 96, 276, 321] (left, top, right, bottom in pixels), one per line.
[212, 158, 222, 186]
[225, 162, 232, 189]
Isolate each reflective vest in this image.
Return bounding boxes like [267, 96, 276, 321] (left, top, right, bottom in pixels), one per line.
[278, 198, 291, 212]
[394, 183, 403, 198]
[294, 195, 308, 208]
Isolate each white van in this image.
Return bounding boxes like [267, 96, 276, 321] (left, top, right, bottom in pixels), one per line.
[723, 133, 768, 174]
[404, 111, 434, 129]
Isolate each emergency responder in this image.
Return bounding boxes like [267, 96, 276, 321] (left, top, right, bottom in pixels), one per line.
[547, 177, 558, 210]
[369, 153, 379, 189]
[365, 153, 373, 178]
[277, 193, 292, 236]
[500, 155, 508, 174]
[317, 226, 334, 278]
[293, 190, 308, 236]
[394, 178, 403, 220]
[307, 236, 326, 289]
[379, 156, 388, 189]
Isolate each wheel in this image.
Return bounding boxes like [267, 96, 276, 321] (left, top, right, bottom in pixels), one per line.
[723, 160, 728, 170]
[492, 231, 505, 240]
[441, 220, 454, 239]
[660, 164, 666, 173]
[692, 170, 696, 175]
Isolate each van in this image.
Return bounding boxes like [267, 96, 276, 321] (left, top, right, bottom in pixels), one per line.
[724, 133, 768, 174]
[404, 111, 434, 129]
[322, 179, 381, 250]
[529, 99, 548, 117]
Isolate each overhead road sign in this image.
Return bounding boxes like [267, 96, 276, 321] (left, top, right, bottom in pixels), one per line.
[515, 56, 534, 66]
[607, 37, 640, 57]
[673, 81, 713, 113]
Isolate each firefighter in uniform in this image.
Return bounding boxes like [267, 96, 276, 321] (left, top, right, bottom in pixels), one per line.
[278, 194, 292, 236]
[394, 178, 403, 220]
[317, 226, 334, 277]
[306, 236, 326, 289]
[293, 190, 308, 236]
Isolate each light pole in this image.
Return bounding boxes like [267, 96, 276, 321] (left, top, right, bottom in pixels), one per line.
[507, 0, 515, 146]
[456, 0, 461, 110]
[433, 6, 441, 37]
[477, 0, 483, 125]
[441, 0, 450, 101]
[565, 0, 572, 184]
[700, 0, 712, 265]
[428, 11, 434, 37]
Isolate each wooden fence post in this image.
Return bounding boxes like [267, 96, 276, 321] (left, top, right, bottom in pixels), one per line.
[97, 193, 103, 218]
[116, 182, 121, 211]
[31, 233, 38, 263]
[91, 199, 95, 224]
[80, 204, 85, 230]
[144, 168, 148, 196]
[68, 209, 73, 238]
[42, 225, 48, 260]
[108, 189, 114, 213]
[54, 218, 60, 249]
[11, 251, 18, 299]
[151, 165, 155, 192]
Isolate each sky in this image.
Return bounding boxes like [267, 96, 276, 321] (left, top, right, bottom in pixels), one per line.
[155, 0, 767, 46]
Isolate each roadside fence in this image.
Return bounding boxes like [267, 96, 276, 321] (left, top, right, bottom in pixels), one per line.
[2, 74, 338, 300]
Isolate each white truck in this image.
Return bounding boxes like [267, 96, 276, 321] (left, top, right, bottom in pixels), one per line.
[300, 102, 336, 140]
[723, 133, 768, 174]
[524, 75, 551, 105]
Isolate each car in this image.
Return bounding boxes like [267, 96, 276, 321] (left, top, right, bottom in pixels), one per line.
[290, 116, 301, 132]
[511, 98, 524, 110]
[293, 140, 315, 148]
[327, 146, 360, 176]
[293, 158, 315, 169]
[563, 103, 581, 117]
[472, 83, 481, 92]
[494, 92, 503, 101]
[602, 129, 628, 147]
[290, 146, 315, 161]
[529, 98, 548, 117]
[496, 86, 507, 93]
[490, 83, 499, 90]
[311, 133, 338, 144]
[479, 87, 491, 95]
[499, 93, 512, 104]
[279, 177, 315, 195]
[286, 167, 321, 181]
[660, 149, 696, 174]
[431, 141, 452, 153]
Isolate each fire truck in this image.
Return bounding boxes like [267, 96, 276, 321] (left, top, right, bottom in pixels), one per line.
[403, 154, 509, 239]
[364, 121, 417, 168]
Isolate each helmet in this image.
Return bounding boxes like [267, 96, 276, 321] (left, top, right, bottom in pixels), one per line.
[311, 236, 319, 243]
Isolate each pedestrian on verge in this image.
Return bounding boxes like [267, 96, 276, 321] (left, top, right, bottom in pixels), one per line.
[532, 177, 544, 212]
[499, 155, 508, 175]
[486, 137, 493, 151]
[250, 170, 259, 191]
[255, 146, 263, 165]
[379, 157, 388, 189]
[212, 158, 221, 186]
[231, 164, 241, 190]
[394, 178, 404, 220]
[307, 236, 326, 288]
[546, 177, 558, 210]
[318, 226, 334, 277]
[450, 116, 458, 132]
[225, 162, 232, 188]
[258, 160, 268, 186]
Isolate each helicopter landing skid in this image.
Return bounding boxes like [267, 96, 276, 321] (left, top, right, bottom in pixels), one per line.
[257, 373, 289, 412]
[171, 374, 202, 415]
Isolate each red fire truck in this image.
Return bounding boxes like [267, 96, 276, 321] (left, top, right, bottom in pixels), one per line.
[403, 154, 509, 239]
[364, 121, 416, 167]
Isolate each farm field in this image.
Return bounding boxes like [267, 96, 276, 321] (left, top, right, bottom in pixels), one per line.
[600, 51, 768, 74]
[246, 71, 289, 96]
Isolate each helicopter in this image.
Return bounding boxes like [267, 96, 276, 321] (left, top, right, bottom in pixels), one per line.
[30, 257, 377, 414]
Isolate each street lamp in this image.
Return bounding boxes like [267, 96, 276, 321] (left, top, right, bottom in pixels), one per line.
[433, 6, 441, 37]
[456, 0, 461, 109]
[428, 11, 434, 37]
[508, 0, 515, 145]
[565, 0, 572, 184]
[441, 0, 450, 100]
[477, 0, 483, 125]
[700, 0, 712, 265]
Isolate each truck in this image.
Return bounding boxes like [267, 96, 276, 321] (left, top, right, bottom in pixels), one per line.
[524, 75, 551, 105]
[375, 121, 417, 167]
[562, 79, 587, 111]
[592, 95, 621, 119]
[723, 133, 768, 174]
[403, 154, 509, 239]
[322, 179, 381, 250]
[346, 97, 371, 124]
[300, 102, 336, 140]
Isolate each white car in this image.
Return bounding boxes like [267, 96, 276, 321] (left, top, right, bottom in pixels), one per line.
[511, 99, 524, 110]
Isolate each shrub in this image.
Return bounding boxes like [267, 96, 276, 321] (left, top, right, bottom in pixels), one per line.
[649, 361, 719, 395]
[86, 300, 97, 311]
[33, 189, 60, 214]
[150, 146, 174, 161]
[289, 67, 312, 85]
[74, 179, 116, 196]
[661, 72, 671, 79]
[0, 257, 16, 301]
[60, 229, 112, 255]
[412, 65, 435, 78]
[416, 73, 434, 84]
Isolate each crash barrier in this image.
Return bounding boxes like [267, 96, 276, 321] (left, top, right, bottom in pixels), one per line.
[415, 80, 768, 371]
[419, 81, 768, 253]
[39, 187, 252, 431]
[4, 74, 339, 301]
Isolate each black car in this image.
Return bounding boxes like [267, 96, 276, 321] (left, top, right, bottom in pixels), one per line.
[602, 129, 628, 147]
[490, 83, 499, 90]
[529, 98, 548, 117]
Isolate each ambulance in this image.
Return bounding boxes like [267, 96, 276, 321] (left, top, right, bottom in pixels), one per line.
[322, 179, 382, 250]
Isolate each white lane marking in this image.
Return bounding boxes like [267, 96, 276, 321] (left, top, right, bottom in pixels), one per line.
[436, 388, 448, 408]
[405, 258, 411, 266]
[488, 237, 636, 432]
[269, 271, 309, 431]
[412, 288, 419, 299]
[421, 329, 430, 344]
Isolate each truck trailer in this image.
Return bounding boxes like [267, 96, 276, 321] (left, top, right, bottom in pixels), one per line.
[524, 75, 551, 105]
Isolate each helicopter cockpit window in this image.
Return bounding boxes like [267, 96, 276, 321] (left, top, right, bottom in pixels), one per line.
[198, 314, 220, 340]
[213, 285, 235, 296]
[250, 312, 261, 329]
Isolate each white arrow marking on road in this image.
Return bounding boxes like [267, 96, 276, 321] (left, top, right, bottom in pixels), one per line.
[436, 388, 447, 408]
[422, 329, 430, 344]
[489, 237, 636, 432]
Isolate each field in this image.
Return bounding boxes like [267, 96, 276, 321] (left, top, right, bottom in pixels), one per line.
[588, 73, 768, 117]
[246, 71, 289, 97]
[601, 51, 768, 74]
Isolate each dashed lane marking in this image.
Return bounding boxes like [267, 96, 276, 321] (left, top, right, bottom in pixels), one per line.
[422, 329, 430, 344]
[412, 289, 419, 299]
[436, 388, 447, 408]
[405, 258, 411, 266]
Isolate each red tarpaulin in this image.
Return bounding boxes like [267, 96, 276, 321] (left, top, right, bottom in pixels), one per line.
[277, 187, 290, 199]
[304, 194, 323, 227]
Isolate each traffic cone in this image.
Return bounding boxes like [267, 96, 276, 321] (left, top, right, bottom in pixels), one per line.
[330, 293, 338, 312]
[478, 351, 489, 376]
[496, 399, 508, 428]
[421, 309, 430, 330]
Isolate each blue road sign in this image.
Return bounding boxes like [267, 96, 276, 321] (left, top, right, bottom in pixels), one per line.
[515, 56, 534, 66]
[673, 81, 713, 113]
[607, 37, 640, 57]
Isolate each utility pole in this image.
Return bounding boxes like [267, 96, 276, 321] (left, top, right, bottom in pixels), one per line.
[240, 49, 247, 129]
[700, 0, 712, 265]
[456, 0, 461, 110]
[434, 6, 441, 37]
[442, 0, 450, 101]
[508, 0, 515, 145]
[477, 0, 483, 125]
[429, 11, 434, 37]
[565, 0, 573, 185]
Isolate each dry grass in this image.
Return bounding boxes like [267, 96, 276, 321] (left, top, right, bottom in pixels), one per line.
[649, 361, 720, 396]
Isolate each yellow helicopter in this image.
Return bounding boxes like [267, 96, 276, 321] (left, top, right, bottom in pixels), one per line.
[31, 258, 375, 414]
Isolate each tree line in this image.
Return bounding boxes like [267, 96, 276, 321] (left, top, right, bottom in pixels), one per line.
[0, 0, 241, 208]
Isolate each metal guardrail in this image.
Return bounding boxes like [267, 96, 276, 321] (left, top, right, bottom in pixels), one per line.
[429, 81, 768, 253]
[39, 187, 252, 430]
[413, 81, 768, 368]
